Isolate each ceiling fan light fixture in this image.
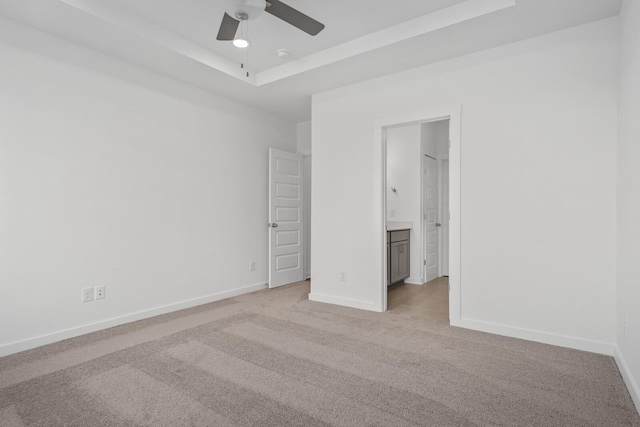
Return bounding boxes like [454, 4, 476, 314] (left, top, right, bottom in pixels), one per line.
[233, 37, 250, 48]
[232, 16, 251, 48]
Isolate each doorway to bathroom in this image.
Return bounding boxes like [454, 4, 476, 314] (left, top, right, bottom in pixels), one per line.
[385, 119, 450, 320]
[374, 105, 461, 323]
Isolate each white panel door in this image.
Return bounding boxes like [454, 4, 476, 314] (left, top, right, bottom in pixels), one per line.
[269, 148, 304, 288]
[441, 159, 450, 276]
[424, 156, 438, 282]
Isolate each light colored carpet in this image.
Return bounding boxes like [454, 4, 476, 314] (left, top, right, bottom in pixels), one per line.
[1, 281, 638, 426]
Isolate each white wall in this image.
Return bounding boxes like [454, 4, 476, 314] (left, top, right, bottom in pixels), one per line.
[436, 121, 450, 158]
[311, 18, 618, 351]
[296, 121, 312, 156]
[421, 122, 438, 159]
[0, 19, 296, 355]
[386, 125, 422, 283]
[616, 0, 640, 411]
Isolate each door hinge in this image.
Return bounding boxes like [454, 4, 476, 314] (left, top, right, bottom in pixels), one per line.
[423, 260, 427, 265]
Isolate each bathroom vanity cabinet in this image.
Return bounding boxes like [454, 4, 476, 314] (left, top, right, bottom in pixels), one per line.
[387, 229, 410, 286]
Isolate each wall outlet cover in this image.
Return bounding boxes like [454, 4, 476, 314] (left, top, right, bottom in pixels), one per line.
[95, 285, 105, 300]
[82, 287, 93, 302]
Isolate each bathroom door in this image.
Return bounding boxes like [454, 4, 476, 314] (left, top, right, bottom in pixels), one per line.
[424, 155, 438, 282]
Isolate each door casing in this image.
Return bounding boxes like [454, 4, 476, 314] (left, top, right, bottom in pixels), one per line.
[438, 157, 450, 277]
[374, 105, 461, 325]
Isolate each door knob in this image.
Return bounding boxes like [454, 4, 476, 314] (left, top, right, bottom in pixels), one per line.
[435, 223, 441, 227]
[268, 223, 279, 228]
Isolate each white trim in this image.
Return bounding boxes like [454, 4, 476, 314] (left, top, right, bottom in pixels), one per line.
[302, 155, 312, 283]
[421, 145, 426, 283]
[374, 105, 462, 320]
[0, 282, 268, 358]
[614, 347, 640, 414]
[404, 279, 424, 285]
[308, 293, 379, 312]
[448, 108, 462, 324]
[455, 317, 615, 356]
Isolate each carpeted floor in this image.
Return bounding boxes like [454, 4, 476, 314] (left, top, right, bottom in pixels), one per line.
[1, 281, 638, 426]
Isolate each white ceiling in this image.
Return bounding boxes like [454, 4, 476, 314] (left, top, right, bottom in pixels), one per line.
[112, 0, 470, 72]
[0, 0, 623, 122]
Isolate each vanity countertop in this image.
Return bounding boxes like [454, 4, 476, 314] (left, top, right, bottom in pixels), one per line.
[386, 221, 413, 231]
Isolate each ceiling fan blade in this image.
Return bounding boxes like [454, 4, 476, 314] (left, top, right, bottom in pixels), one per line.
[217, 13, 240, 41]
[265, 0, 324, 36]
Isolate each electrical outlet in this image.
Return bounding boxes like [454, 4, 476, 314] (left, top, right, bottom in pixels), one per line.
[340, 271, 347, 281]
[82, 287, 93, 303]
[250, 261, 256, 271]
[95, 285, 105, 300]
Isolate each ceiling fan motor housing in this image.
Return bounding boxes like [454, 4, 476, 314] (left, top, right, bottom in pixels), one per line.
[217, 0, 324, 42]
[224, 0, 266, 21]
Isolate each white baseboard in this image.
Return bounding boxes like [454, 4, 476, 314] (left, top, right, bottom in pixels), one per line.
[0, 282, 268, 358]
[308, 292, 380, 312]
[614, 346, 640, 414]
[405, 278, 423, 285]
[452, 317, 615, 356]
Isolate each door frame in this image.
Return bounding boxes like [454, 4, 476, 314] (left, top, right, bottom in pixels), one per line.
[374, 105, 461, 325]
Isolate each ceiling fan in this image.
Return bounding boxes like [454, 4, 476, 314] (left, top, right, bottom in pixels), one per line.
[216, 0, 325, 43]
